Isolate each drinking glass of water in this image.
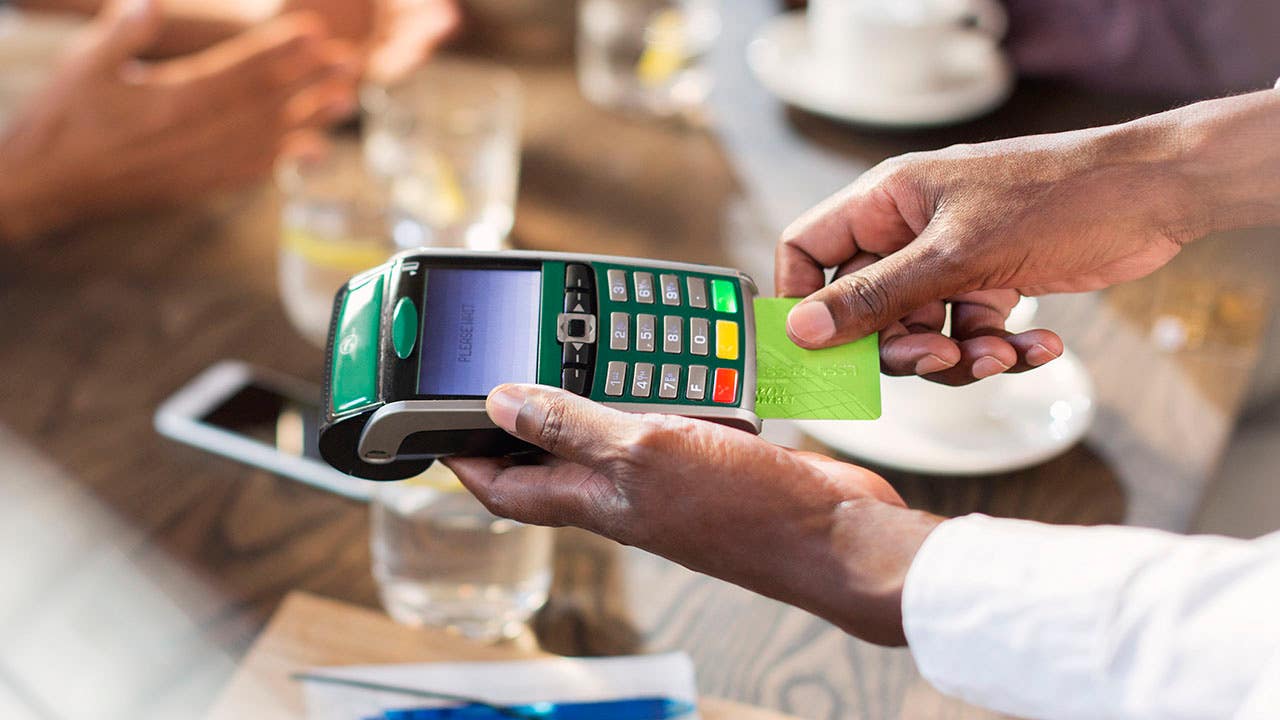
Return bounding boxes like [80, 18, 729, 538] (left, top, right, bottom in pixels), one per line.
[278, 60, 523, 347]
[370, 463, 554, 641]
[276, 141, 396, 347]
[361, 60, 523, 252]
[577, 0, 720, 119]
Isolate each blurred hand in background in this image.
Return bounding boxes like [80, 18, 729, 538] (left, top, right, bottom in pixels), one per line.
[282, 0, 460, 83]
[14, 0, 462, 77]
[0, 0, 360, 242]
[0, 0, 460, 244]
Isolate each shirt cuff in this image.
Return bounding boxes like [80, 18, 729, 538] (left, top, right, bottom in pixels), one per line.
[902, 515, 1280, 719]
[901, 515, 1187, 718]
[904, 515, 1103, 716]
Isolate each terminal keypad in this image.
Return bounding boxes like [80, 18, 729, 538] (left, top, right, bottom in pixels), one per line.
[588, 264, 745, 406]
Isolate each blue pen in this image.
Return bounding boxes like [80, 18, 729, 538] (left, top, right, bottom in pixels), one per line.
[382, 697, 697, 720]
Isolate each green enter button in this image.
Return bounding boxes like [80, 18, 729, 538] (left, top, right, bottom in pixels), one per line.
[711, 278, 738, 314]
[330, 274, 384, 414]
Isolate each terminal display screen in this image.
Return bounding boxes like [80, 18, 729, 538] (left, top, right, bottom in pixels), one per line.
[417, 267, 542, 397]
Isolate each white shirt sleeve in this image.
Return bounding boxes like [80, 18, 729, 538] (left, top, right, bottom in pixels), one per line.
[902, 514, 1280, 720]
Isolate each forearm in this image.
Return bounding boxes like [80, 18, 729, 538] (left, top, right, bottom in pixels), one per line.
[903, 516, 1280, 719]
[1168, 89, 1280, 236]
[1091, 89, 1280, 243]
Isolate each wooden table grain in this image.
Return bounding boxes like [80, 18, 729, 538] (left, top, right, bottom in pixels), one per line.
[208, 591, 801, 720]
[0, 8, 1274, 720]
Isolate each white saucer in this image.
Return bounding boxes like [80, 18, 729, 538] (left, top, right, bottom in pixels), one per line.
[796, 349, 1096, 475]
[746, 11, 1015, 128]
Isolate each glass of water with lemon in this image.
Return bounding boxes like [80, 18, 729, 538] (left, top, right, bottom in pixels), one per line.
[362, 60, 523, 253]
[371, 464, 554, 641]
[577, 0, 721, 119]
[278, 60, 522, 347]
[277, 141, 396, 347]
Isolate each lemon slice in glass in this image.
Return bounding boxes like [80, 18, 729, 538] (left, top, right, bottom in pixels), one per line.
[393, 151, 469, 228]
[281, 228, 393, 273]
[637, 8, 688, 88]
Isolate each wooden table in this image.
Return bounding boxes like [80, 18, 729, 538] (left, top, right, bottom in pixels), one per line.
[208, 592, 799, 720]
[0, 7, 1273, 720]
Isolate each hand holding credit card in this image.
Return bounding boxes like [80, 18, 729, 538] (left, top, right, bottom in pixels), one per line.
[753, 298, 881, 421]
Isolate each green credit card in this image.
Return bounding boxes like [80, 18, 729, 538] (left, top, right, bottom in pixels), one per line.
[753, 298, 881, 420]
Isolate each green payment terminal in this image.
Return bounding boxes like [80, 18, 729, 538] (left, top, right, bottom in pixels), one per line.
[319, 249, 761, 480]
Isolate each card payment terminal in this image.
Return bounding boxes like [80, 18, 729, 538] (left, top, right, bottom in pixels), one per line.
[318, 249, 760, 480]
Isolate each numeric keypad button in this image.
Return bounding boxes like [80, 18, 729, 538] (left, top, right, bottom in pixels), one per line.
[687, 277, 707, 309]
[686, 365, 708, 401]
[689, 317, 709, 356]
[634, 272, 656, 304]
[636, 314, 656, 352]
[631, 363, 655, 398]
[659, 274, 681, 305]
[604, 362, 627, 397]
[609, 312, 630, 351]
[663, 316, 682, 354]
[659, 364, 681, 399]
[607, 269, 628, 302]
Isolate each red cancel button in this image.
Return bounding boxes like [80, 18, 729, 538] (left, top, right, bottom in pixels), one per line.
[712, 368, 738, 404]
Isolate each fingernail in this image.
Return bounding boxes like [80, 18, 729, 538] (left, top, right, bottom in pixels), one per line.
[1026, 343, 1060, 367]
[486, 385, 527, 432]
[787, 302, 836, 345]
[972, 356, 1010, 379]
[914, 353, 953, 375]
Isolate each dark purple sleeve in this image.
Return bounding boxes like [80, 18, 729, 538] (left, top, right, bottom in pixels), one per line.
[1004, 0, 1280, 98]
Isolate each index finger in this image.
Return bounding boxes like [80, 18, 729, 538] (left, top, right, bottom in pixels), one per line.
[169, 15, 357, 114]
[774, 176, 920, 298]
[775, 187, 860, 298]
[367, 0, 461, 84]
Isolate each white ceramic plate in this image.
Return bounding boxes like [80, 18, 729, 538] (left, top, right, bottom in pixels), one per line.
[796, 349, 1096, 475]
[746, 11, 1015, 128]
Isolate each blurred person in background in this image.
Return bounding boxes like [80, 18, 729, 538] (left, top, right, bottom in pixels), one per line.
[448, 82, 1280, 719]
[1004, 0, 1280, 99]
[0, 0, 458, 244]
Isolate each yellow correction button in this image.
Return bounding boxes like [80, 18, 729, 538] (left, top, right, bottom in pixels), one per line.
[715, 320, 739, 360]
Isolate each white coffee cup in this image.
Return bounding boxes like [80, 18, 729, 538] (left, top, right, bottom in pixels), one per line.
[808, 0, 1007, 94]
